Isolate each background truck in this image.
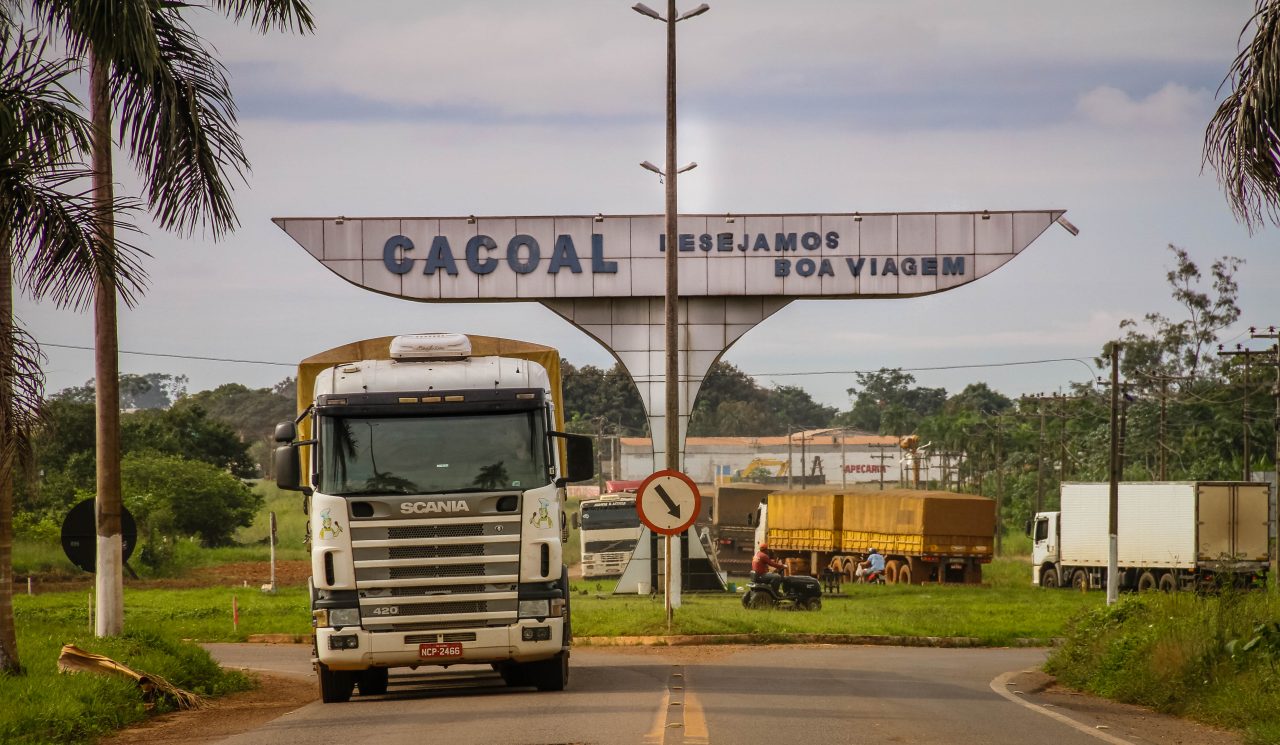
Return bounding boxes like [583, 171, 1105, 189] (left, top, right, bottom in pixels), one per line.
[1031, 481, 1272, 592]
[274, 333, 593, 702]
[753, 488, 996, 585]
[572, 493, 641, 578]
[709, 483, 776, 575]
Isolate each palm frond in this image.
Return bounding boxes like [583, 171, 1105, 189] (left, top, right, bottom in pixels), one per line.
[1204, 0, 1280, 232]
[112, 5, 247, 238]
[10, 168, 149, 309]
[0, 23, 90, 155]
[0, 320, 45, 476]
[206, 0, 314, 34]
[28, 0, 163, 78]
[1, 23, 149, 310]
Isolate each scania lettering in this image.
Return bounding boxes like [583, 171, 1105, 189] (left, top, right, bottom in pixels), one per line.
[274, 333, 593, 702]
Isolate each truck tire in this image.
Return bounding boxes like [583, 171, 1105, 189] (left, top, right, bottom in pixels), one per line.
[884, 560, 901, 584]
[1040, 567, 1060, 588]
[1137, 571, 1157, 592]
[357, 667, 389, 696]
[896, 563, 912, 585]
[531, 652, 569, 692]
[317, 663, 354, 703]
[1158, 572, 1177, 592]
[1071, 569, 1089, 591]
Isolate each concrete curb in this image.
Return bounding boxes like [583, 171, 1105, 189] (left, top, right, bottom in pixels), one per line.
[244, 632, 1058, 648]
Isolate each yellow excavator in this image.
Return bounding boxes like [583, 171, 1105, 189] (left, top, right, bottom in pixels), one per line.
[735, 458, 790, 480]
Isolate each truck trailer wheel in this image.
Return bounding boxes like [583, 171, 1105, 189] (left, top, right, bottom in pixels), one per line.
[1137, 571, 1157, 592]
[1071, 569, 1089, 591]
[884, 560, 901, 584]
[896, 563, 912, 585]
[357, 667, 389, 696]
[317, 663, 354, 703]
[1158, 572, 1177, 592]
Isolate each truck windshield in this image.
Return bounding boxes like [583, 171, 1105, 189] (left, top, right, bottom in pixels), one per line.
[318, 411, 548, 496]
[581, 502, 640, 530]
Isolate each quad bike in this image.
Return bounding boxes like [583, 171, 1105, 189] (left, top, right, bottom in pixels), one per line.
[742, 571, 824, 611]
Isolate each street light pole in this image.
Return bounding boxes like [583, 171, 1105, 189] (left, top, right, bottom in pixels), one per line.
[663, 0, 679, 475]
[634, 1, 706, 475]
[634, 1, 708, 630]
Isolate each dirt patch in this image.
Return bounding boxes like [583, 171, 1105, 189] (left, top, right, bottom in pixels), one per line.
[1008, 670, 1243, 745]
[19, 561, 311, 595]
[95, 672, 315, 745]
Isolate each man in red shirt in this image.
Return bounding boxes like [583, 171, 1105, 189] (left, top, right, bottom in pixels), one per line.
[751, 543, 786, 594]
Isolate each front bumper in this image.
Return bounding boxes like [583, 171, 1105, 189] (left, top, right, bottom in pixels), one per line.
[315, 619, 565, 671]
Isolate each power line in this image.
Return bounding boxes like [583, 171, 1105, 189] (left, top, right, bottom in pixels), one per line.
[40, 343, 295, 367]
[41, 341, 1100, 381]
[751, 357, 1099, 379]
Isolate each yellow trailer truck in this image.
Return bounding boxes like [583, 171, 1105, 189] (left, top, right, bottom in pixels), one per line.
[754, 488, 996, 584]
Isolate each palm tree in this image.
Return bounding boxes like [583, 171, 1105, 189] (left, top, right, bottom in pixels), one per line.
[1205, 0, 1280, 231]
[0, 18, 145, 674]
[30, 0, 313, 636]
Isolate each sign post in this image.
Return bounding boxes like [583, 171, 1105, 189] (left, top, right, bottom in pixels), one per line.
[636, 469, 701, 629]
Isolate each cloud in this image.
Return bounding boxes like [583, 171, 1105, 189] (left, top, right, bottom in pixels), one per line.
[1075, 83, 1210, 128]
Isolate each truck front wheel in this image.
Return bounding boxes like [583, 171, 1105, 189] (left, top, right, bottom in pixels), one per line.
[317, 663, 354, 703]
[531, 651, 569, 692]
[1040, 567, 1059, 588]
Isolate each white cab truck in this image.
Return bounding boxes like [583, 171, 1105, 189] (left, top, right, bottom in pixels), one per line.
[274, 333, 593, 702]
[572, 493, 641, 578]
[1032, 482, 1272, 592]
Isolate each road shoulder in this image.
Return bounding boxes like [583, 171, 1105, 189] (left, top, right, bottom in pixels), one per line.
[996, 669, 1242, 745]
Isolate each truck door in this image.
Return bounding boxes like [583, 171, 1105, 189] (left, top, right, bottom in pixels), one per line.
[1197, 484, 1232, 562]
[1031, 513, 1057, 565]
[1234, 484, 1271, 562]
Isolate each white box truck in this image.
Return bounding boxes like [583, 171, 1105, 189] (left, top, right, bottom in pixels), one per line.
[274, 333, 593, 702]
[1031, 482, 1272, 592]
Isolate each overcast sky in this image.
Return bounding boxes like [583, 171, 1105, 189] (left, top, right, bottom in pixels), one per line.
[17, 1, 1278, 410]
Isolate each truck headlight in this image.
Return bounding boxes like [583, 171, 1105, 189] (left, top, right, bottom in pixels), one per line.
[518, 599, 550, 618]
[319, 608, 361, 628]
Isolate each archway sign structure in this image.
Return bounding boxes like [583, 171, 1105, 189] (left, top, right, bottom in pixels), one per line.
[275, 210, 1071, 471]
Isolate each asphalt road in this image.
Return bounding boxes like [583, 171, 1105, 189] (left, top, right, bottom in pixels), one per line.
[204, 643, 1121, 745]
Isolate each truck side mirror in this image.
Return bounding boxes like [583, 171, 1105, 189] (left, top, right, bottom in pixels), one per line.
[1024, 519, 1033, 537]
[274, 420, 297, 443]
[275, 445, 310, 495]
[549, 431, 594, 486]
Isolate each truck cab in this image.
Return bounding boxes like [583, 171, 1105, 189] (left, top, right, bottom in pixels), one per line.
[275, 333, 593, 702]
[1031, 511, 1061, 586]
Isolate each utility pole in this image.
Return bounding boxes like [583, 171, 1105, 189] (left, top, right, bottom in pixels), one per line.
[1108, 343, 1120, 606]
[1036, 397, 1046, 514]
[1246, 326, 1279, 585]
[1220, 345, 1265, 482]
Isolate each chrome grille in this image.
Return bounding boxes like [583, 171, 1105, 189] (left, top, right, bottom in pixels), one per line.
[352, 511, 522, 631]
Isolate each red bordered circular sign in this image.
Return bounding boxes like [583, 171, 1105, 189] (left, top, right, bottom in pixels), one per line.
[635, 469, 701, 536]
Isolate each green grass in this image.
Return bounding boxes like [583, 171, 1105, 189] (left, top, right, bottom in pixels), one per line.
[571, 558, 1097, 644]
[11, 539, 79, 577]
[1, 615, 251, 745]
[233, 481, 310, 560]
[14, 558, 1091, 648]
[1046, 590, 1280, 745]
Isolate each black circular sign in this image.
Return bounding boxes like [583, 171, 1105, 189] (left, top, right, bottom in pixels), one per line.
[61, 498, 138, 573]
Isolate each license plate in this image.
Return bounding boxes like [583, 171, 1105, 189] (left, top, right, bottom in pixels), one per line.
[419, 642, 464, 659]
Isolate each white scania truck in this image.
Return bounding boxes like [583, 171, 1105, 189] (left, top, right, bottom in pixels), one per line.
[1031, 481, 1272, 592]
[274, 333, 593, 702]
